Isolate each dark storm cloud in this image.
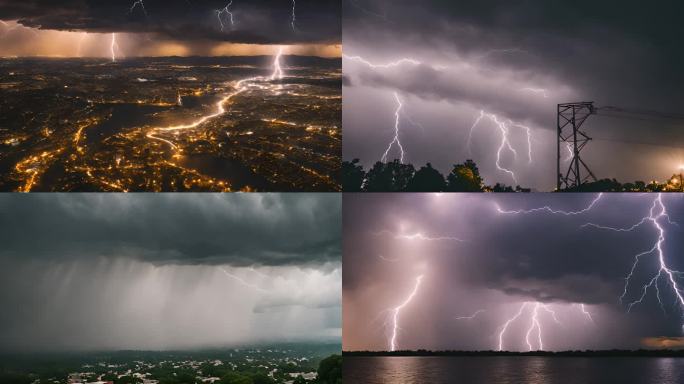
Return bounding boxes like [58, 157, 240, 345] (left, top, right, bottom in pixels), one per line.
[0, 0, 340, 44]
[0, 193, 341, 267]
[343, 0, 684, 189]
[345, 0, 684, 109]
[343, 194, 684, 350]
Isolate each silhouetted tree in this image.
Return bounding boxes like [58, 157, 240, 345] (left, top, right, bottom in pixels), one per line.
[491, 183, 515, 192]
[364, 160, 415, 192]
[446, 160, 483, 192]
[406, 163, 446, 192]
[316, 355, 342, 384]
[341, 159, 365, 192]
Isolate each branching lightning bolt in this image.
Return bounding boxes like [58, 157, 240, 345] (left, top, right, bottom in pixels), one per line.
[216, 1, 235, 31]
[498, 302, 528, 351]
[578, 303, 595, 324]
[498, 302, 563, 351]
[342, 54, 421, 69]
[290, 0, 297, 31]
[468, 110, 535, 184]
[381, 92, 406, 163]
[520, 87, 548, 98]
[455, 310, 485, 321]
[582, 194, 684, 330]
[270, 46, 284, 80]
[110, 33, 121, 63]
[496, 193, 604, 215]
[129, 0, 147, 16]
[374, 230, 464, 242]
[220, 267, 267, 293]
[389, 275, 424, 352]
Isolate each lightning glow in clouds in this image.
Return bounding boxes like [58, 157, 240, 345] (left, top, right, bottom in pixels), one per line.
[343, 194, 684, 351]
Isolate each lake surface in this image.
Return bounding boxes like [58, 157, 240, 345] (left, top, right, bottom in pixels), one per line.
[344, 356, 684, 384]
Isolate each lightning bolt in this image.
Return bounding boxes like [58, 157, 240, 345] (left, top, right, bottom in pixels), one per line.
[220, 267, 267, 293]
[374, 230, 464, 242]
[381, 92, 406, 163]
[129, 0, 147, 16]
[582, 194, 684, 330]
[389, 275, 424, 352]
[498, 302, 562, 351]
[468, 110, 535, 184]
[290, 0, 297, 31]
[110, 33, 121, 63]
[455, 310, 485, 321]
[496, 193, 604, 215]
[578, 303, 595, 324]
[498, 302, 528, 351]
[216, 1, 235, 31]
[520, 87, 549, 98]
[270, 46, 285, 80]
[345, 52, 540, 182]
[342, 54, 421, 69]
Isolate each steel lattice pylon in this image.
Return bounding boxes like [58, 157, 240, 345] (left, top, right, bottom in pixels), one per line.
[557, 102, 598, 190]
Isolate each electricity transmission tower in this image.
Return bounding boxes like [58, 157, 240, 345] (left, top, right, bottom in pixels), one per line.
[557, 102, 597, 190]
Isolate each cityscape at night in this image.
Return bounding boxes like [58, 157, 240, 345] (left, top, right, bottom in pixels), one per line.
[0, 1, 341, 192]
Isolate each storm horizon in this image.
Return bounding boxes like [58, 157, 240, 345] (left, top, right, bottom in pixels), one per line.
[0, 1, 341, 59]
[343, 0, 684, 191]
[343, 193, 684, 352]
[0, 194, 342, 352]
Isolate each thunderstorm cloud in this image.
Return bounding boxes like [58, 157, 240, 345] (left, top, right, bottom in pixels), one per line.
[0, 0, 341, 44]
[0, 194, 341, 351]
[343, 194, 684, 351]
[343, 0, 684, 190]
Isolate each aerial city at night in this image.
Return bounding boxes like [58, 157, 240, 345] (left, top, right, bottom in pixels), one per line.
[0, 1, 341, 192]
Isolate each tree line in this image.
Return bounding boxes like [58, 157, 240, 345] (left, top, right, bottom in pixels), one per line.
[342, 159, 530, 192]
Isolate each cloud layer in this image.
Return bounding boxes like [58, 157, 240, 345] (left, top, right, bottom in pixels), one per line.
[0, 0, 341, 44]
[343, 0, 684, 190]
[343, 193, 684, 351]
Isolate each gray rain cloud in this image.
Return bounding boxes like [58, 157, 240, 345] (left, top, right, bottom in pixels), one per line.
[0, 194, 341, 352]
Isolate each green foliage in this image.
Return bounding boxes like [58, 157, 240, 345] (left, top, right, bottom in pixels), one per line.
[220, 372, 252, 384]
[0, 372, 33, 384]
[115, 376, 142, 384]
[316, 355, 341, 384]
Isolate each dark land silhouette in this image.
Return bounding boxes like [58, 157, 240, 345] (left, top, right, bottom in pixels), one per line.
[343, 158, 684, 192]
[344, 350, 684, 357]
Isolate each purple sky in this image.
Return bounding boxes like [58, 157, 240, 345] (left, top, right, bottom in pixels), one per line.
[343, 0, 684, 190]
[343, 193, 684, 351]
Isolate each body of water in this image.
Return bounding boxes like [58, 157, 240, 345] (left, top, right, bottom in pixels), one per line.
[344, 356, 684, 384]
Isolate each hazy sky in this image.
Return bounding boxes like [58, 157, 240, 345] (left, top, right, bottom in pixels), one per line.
[343, 193, 684, 351]
[0, 0, 341, 57]
[343, 0, 684, 190]
[0, 194, 341, 352]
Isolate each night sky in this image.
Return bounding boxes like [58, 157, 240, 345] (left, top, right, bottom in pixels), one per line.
[0, 0, 341, 57]
[0, 194, 341, 352]
[343, 0, 684, 190]
[343, 193, 684, 351]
